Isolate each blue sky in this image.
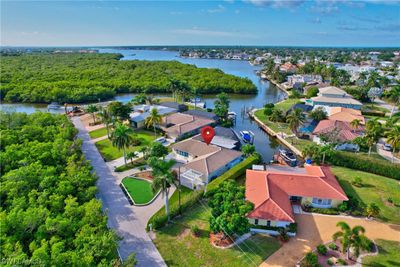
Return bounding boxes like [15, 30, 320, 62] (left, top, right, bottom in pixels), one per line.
[1, 0, 399, 47]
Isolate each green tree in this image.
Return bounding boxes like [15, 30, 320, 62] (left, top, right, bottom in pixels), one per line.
[269, 108, 284, 122]
[98, 107, 112, 138]
[111, 123, 133, 165]
[131, 93, 147, 105]
[126, 151, 138, 165]
[148, 142, 169, 159]
[332, 221, 371, 259]
[386, 125, 400, 163]
[208, 180, 253, 239]
[108, 101, 131, 122]
[350, 119, 361, 133]
[306, 87, 319, 98]
[149, 158, 176, 222]
[214, 92, 230, 123]
[241, 144, 256, 157]
[286, 108, 306, 136]
[309, 107, 327, 122]
[366, 203, 380, 219]
[365, 119, 382, 156]
[86, 104, 98, 124]
[145, 108, 162, 136]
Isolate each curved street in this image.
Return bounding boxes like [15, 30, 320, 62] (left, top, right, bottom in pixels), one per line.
[72, 117, 167, 267]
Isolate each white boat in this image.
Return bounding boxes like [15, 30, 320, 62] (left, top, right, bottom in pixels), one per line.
[279, 149, 297, 167]
[47, 102, 61, 110]
[240, 130, 254, 144]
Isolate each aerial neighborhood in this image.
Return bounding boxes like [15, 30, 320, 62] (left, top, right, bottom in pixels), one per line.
[1, 40, 400, 267]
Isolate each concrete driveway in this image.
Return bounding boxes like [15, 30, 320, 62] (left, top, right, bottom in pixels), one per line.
[261, 213, 400, 267]
[72, 117, 167, 267]
[377, 139, 400, 164]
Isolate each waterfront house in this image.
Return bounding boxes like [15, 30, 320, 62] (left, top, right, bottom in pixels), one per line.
[171, 138, 243, 189]
[192, 126, 241, 150]
[287, 74, 323, 89]
[328, 107, 365, 124]
[310, 86, 363, 110]
[245, 166, 348, 227]
[312, 119, 364, 144]
[279, 62, 297, 73]
[160, 113, 215, 141]
[129, 105, 177, 129]
[183, 109, 219, 121]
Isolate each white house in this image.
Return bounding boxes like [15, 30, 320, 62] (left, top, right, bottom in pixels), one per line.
[129, 105, 177, 128]
[310, 86, 363, 110]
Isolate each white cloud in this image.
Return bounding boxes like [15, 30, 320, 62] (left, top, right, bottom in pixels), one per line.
[244, 0, 305, 9]
[207, 4, 226, 13]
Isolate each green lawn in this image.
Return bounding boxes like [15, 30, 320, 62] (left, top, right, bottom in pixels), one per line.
[89, 127, 108, 139]
[95, 130, 159, 161]
[362, 239, 400, 266]
[122, 177, 157, 205]
[332, 166, 400, 224]
[153, 203, 281, 267]
[276, 98, 303, 112]
[362, 103, 390, 113]
[254, 109, 292, 135]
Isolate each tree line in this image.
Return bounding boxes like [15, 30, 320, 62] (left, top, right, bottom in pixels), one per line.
[0, 53, 257, 104]
[0, 112, 123, 266]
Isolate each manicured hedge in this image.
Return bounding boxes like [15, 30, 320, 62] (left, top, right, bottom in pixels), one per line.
[146, 188, 203, 230]
[328, 151, 400, 180]
[205, 153, 262, 196]
[361, 110, 386, 117]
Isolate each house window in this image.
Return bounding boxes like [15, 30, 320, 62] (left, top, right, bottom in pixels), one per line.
[254, 219, 258, 225]
[267, 221, 271, 227]
[312, 198, 332, 206]
[177, 150, 189, 157]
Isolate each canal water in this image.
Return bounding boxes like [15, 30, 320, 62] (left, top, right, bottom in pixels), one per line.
[0, 48, 287, 162]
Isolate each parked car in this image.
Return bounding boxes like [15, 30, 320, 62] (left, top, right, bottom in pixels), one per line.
[383, 143, 392, 151]
[155, 137, 167, 144]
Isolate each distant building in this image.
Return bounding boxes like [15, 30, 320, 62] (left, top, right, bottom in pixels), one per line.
[129, 105, 177, 129]
[310, 86, 363, 110]
[183, 109, 219, 121]
[159, 102, 188, 112]
[279, 62, 297, 73]
[312, 119, 364, 144]
[287, 74, 323, 89]
[328, 107, 365, 125]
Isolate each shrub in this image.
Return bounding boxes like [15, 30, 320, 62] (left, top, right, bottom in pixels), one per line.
[351, 176, 363, 187]
[302, 252, 320, 267]
[337, 258, 347, 265]
[317, 244, 328, 255]
[361, 110, 386, 117]
[205, 154, 261, 196]
[387, 197, 393, 203]
[264, 103, 275, 109]
[337, 202, 349, 212]
[278, 228, 289, 242]
[306, 87, 319, 98]
[326, 259, 334, 266]
[328, 243, 338, 250]
[264, 108, 273, 116]
[328, 151, 400, 180]
[309, 208, 339, 215]
[190, 225, 201, 237]
[287, 223, 297, 233]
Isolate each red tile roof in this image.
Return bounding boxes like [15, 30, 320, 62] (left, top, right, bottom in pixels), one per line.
[245, 166, 348, 222]
[313, 119, 364, 142]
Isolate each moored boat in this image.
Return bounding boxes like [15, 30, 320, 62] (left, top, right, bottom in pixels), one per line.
[279, 149, 297, 167]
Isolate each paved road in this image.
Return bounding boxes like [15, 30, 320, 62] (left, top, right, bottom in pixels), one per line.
[72, 117, 167, 267]
[261, 213, 400, 267]
[375, 98, 398, 116]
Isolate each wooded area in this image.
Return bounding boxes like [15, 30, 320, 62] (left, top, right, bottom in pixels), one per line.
[0, 53, 257, 103]
[0, 112, 119, 266]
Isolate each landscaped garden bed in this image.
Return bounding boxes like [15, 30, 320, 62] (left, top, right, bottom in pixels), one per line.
[121, 177, 159, 205]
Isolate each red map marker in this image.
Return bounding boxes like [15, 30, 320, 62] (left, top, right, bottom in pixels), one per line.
[201, 126, 215, 145]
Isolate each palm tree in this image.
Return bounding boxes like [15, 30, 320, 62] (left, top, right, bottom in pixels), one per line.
[111, 123, 133, 165]
[86, 104, 98, 124]
[385, 125, 400, 163]
[269, 108, 284, 122]
[126, 151, 138, 165]
[149, 158, 176, 222]
[366, 203, 380, 219]
[139, 146, 148, 160]
[387, 86, 399, 117]
[145, 108, 162, 136]
[365, 119, 382, 156]
[350, 119, 361, 133]
[98, 107, 112, 138]
[332, 221, 371, 259]
[286, 108, 306, 136]
[241, 144, 255, 157]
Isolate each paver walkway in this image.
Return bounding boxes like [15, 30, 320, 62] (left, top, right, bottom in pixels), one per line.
[72, 117, 167, 267]
[261, 213, 400, 267]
